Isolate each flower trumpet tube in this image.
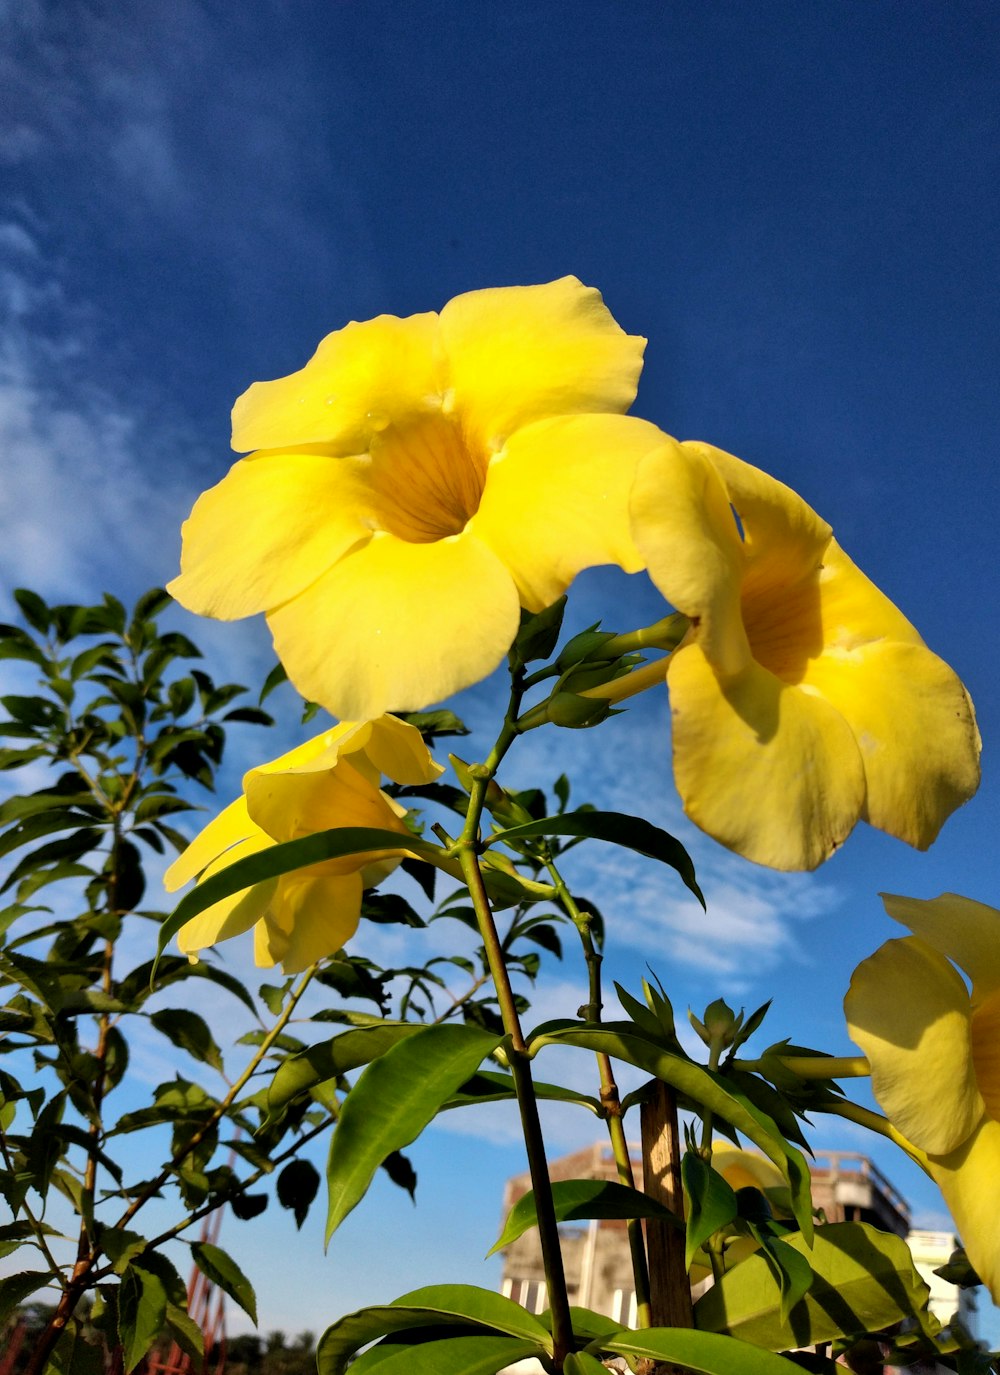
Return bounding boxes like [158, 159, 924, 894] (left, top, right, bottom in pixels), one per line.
[628, 439, 981, 870]
[170, 277, 668, 721]
[845, 892, 1000, 1302]
[163, 715, 442, 973]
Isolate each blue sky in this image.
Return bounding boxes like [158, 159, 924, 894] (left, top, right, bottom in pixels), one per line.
[2, 0, 999, 1345]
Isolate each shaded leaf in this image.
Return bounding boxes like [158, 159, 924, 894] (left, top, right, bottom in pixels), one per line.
[190, 1241, 257, 1323]
[683, 1152, 739, 1269]
[150, 1008, 224, 1073]
[490, 1178, 680, 1257]
[693, 1222, 937, 1350]
[277, 1158, 321, 1229]
[352, 1335, 543, 1374]
[266, 1023, 423, 1124]
[489, 810, 703, 906]
[593, 1327, 808, 1372]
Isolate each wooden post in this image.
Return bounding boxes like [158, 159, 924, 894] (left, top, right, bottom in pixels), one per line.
[640, 1081, 693, 1373]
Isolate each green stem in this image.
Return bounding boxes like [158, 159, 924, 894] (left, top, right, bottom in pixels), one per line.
[601, 613, 689, 657]
[456, 676, 574, 1367]
[819, 1099, 929, 1168]
[544, 855, 652, 1328]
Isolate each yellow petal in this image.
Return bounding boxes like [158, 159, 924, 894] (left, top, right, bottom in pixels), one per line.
[696, 444, 832, 593]
[363, 715, 445, 786]
[255, 870, 364, 973]
[439, 277, 645, 454]
[470, 414, 664, 612]
[245, 757, 409, 853]
[803, 640, 981, 849]
[231, 312, 442, 455]
[712, 1148, 788, 1197]
[927, 1118, 1000, 1304]
[175, 833, 276, 956]
[629, 441, 749, 677]
[881, 893, 1000, 1001]
[169, 453, 374, 620]
[266, 530, 520, 720]
[813, 539, 924, 650]
[163, 797, 255, 892]
[971, 989, 1000, 1122]
[666, 644, 865, 870]
[845, 937, 983, 1155]
[252, 722, 373, 779]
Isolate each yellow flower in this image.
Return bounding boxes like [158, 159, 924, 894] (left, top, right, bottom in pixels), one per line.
[845, 892, 1000, 1302]
[169, 278, 664, 721]
[163, 715, 442, 973]
[628, 440, 980, 870]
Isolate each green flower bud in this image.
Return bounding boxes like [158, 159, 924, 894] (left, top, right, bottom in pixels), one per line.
[547, 692, 613, 728]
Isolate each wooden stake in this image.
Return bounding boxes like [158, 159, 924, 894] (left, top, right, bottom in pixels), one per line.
[640, 1081, 693, 1373]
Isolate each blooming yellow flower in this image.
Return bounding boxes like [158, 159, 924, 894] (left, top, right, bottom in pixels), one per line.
[163, 715, 442, 973]
[169, 278, 664, 721]
[628, 440, 980, 870]
[845, 892, 1000, 1302]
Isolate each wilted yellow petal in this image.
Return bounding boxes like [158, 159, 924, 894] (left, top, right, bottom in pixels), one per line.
[630, 441, 748, 677]
[231, 312, 442, 455]
[440, 277, 644, 455]
[266, 530, 520, 720]
[845, 937, 983, 1155]
[471, 414, 664, 612]
[666, 644, 864, 870]
[927, 1118, 1000, 1304]
[881, 893, 1000, 1002]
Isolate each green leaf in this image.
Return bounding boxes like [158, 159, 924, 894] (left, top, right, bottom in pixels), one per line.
[593, 1327, 807, 1372]
[325, 1025, 501, 1240]
[317, 1285, 552, 1375]
[441, 1068, 600, 1114]
[13, 589, 50, 633]
[118, 1262, 168, 1372]
[190, 1241, 257, 1324]
[751, 1230, 815, 1326]
[0, 1270, 51, 1325]
[150, 1007, 224, 1072]
[163, 1300, 205, 1363]
[277, 1158, 321, 1229]
[564, 1354, 613, 1375]
[266, 1023, 424, 1124]
[683, 1153, 739, 1269]
[158, 827, 443, 957]
[693, 1222, 937, 1350]
[528, 1022, 813, 1241]
[490, 1178, 680, 1257]
[100, 1228, 149, 1275]
[352, 1335, 544, 1374]
[488, 810, 703, 906]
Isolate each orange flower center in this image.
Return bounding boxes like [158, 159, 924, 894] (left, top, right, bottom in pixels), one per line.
[741, 568, 823, 685]
[971, 988, 1000, 1122]
[367, 414, 488, 543]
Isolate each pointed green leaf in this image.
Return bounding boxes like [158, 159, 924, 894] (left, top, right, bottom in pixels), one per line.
[751, 1230, 815, 1326]
[594, 1327, 806, 1372]
[0, 1271, 51, 1325]
[352, 1335, 543, 1374]
[150, 1007, 224, 1072]
[118, 1262, 168, 1372]
[528, 1022, 812, 1240]
[490, 1178, 680, 1257]
[190, 1241, 257, 1324]
[565, 1354, 614, 1375]
[325, 1025, 501, 1240]
[683, 1152, 740, 1269]
[317, 1285, 552, 1375]
[158, 827, 443, 956]
[266, 1023, 423, 1124]
[487, 810, 703, 905]
[442, 1068, 600, 1114]
[693, 1222, 937, 1350]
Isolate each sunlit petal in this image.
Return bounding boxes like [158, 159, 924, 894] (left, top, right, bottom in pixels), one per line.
[169, 452, 374, 619]
[880, 893, 1000, 1001]
[927, 1118, 1000, 1304]
[266, 530, 520, 720]
[803, 641, 981, 849]
[163, 797, 254, 892]
[363, 715, 446, 786]
[471, 414, 665, 611]
[845, 937, 982, 1155]
[440, 277, 644, 454]
[666, 645, 864, 870]
[630, 440, 748, 677]
[245, 757, 409, 854]
[232, 312, 442, 454]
